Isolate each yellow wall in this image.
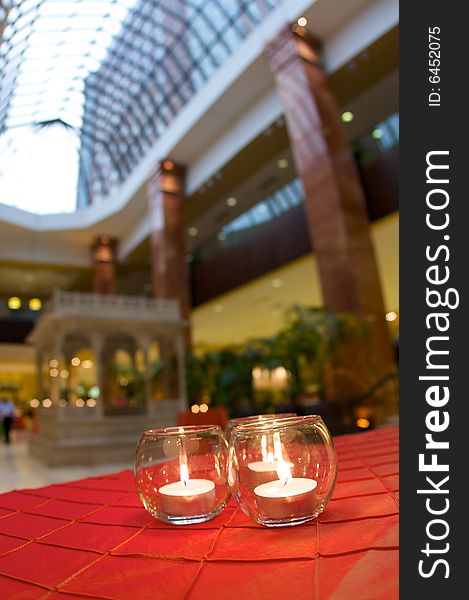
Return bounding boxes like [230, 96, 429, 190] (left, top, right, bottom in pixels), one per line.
[192, 212, 399, 348]
[0, 344, 36, 405]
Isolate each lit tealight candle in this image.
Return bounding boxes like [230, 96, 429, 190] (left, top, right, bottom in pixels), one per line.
[254, 477, 318, 520]
[158, 445, 216, 517]
[253, 431, 318, 520]
[159, 479, 216, 516]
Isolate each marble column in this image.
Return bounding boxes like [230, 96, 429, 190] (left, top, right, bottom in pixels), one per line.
[35, 350, 43, 401]
[147, 160, 191, 343]
[91, 235, 117, 295]
[265, 26, 396, 397]
[140, 339, 153, 415]
[48, 338, 63, 410]
[90, 335, 104, 418]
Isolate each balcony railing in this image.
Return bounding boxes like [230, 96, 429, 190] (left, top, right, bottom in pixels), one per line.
[47, 290, 181, 322]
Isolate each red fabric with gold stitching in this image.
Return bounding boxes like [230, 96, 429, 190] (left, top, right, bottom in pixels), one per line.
[0, 427, 398, 599]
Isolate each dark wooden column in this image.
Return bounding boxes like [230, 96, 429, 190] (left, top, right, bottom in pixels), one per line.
[265, 26, 396, 396]
[91, 236, 117, 295]
[147, 160, 191, 343]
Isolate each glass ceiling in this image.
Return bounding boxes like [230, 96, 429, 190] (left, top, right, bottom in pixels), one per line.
[0, 0, 279, 214]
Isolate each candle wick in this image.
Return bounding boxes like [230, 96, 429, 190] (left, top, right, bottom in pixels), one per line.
[283, 479, 288, 487]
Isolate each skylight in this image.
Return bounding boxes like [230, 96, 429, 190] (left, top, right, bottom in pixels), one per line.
[0, 0, 279, 214]
[0, 0, 138, 213]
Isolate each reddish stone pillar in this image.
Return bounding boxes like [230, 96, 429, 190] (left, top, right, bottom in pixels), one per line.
[91, 236, 117, 295]
[265, 26, 396, 397]
[147, 160, 191, 343]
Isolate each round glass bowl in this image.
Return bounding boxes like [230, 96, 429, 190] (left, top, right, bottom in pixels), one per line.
[228, 416, 337, 527]
[135, 425, 230, 525]
[225, 413, 296, 442]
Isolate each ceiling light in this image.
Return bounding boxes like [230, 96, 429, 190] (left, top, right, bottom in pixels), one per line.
[60, 369, 69, 379]
[71, 357, 81, 367]
[29, 298, 42, 311]
[49, 368, 59, 378]
[372, 128, 383, 140]
[277, 158, 289, 169]
[386, 311, 398, 322]
[76, 398, 85, 407]
[191, 404, 200, 414]
[42, 398, 52, 408]
[200, 403, 209, 413]
[49, 359, 59, 368]
[8, 296, 21, 310]
[341, 111, 354, 123]
[30, 399, 40, 408]
[82, 360, 94, 369]
[297, 16, 307, 27]
[356, 418, 370, 429]
[226, 196, 237, 207]
[188, 226, 199, 237]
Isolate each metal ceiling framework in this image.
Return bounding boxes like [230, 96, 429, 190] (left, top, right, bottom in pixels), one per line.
[0, 0, 279, 210]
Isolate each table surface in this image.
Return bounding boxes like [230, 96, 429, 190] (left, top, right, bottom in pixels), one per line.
[0, 427, 399, 600]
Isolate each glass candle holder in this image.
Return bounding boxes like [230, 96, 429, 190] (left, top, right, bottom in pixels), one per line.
[135, 425, 230, 525]
[228, 416, 337, 527]
[225, 413, 296, 442]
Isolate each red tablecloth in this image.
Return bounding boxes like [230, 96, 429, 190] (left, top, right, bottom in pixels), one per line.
[0, 427, 398, 600]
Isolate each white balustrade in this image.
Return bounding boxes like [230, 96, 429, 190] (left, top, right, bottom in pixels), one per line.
[49, 290, 181, 322]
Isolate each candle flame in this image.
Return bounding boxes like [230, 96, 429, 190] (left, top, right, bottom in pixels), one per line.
[179, 443, 189, 485]
[273, 431, 292, 481]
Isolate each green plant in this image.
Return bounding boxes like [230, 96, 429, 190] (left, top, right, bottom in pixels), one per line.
[185, 305, 377, 415]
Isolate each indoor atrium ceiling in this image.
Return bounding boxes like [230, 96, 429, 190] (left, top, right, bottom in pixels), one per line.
[0, 0, 279, 214]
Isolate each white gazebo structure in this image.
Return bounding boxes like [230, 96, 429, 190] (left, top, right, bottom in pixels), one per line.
[27, 290, 188, 466]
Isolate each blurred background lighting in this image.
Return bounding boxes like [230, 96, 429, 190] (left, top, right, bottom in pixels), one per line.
[29, 298, 42, 311]
[8, 297, 21, 310]
[277, 158, 288, 169]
